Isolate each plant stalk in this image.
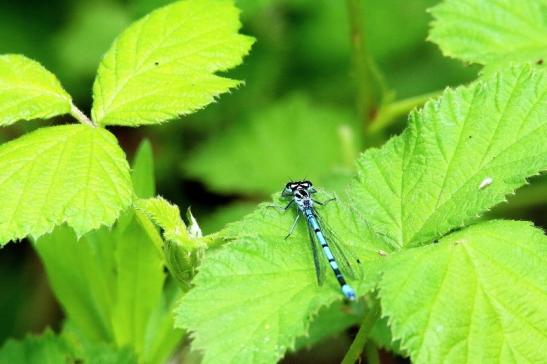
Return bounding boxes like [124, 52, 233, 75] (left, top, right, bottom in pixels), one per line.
[345, 0, 387, 128]
[341, 300, 381, 364]
[370, 90, 442, 132]
[365, 341, 380, 364]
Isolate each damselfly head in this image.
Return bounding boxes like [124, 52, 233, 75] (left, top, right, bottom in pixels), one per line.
[283, 180, 315, 196]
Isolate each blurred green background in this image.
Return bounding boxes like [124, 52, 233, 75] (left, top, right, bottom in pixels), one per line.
[1, 0, 544, 362]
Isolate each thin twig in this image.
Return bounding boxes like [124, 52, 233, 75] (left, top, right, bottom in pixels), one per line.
[341, 300, 381, 364]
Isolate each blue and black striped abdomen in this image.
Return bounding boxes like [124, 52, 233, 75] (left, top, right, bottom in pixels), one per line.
[304, 208, 356, 300]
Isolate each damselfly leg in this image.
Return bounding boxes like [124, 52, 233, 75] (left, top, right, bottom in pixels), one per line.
[267, 200, 294, 212]
[285, 213, 300, 239]
[312, 197, 336, 206]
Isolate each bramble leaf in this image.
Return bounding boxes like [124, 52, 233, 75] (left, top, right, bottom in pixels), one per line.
[0, 54, 72, 126]
[112, 213, 165, 357]
[136, 196, 193, 245]
[91, 0, 254, 126]
[72, 344, 137, 364]
[184, 96, 356, 195]
[35, 225, 119, 342]
[35, 211, 182, 364]
[0, 124, 133, 245]
[379, 220, 547, 364]
[177, 193, 391, 364]
[0, 329, 68, 364]
[136, 196, 206, 290]
[0, 327, 138, 364]
[353, 65, 546, 248]
[429, 0, 547, 69]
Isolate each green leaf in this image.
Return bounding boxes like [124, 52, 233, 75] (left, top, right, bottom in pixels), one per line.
[131, 139, 156, 198]
[35, 211, 182, 363]
[429, 0, 547, 69]
[368, 317, 405, 355]
[139, 279, 185, 364]
[379, 220, 547, 363]
[0, 124, 133, 245]
[91, 0, 254, 126]
[76, 345, 137, 364]
[136, 196, 206, 291]
[0, 327, 138, 364]
[136, 196, 192, 244]
[61, 323, 139, 364]
[35, 225, 118, 342]
[112, 213, 165, 357]
[0, 329, 68, 364]
[0, 54, 72, 126]
[184, 95, 356, 195]
[177, 192, 390, 364]
[352, 65, 546, 248]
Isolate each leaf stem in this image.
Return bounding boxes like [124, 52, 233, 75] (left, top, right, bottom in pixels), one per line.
[341, 299, 381, 364]
[345, 0, 387, 127]
[364, 342, 380, 364]
[70, 104, 95, 127]
[370, 90, 442, 132]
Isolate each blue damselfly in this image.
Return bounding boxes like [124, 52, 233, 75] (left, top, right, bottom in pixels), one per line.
[273, 180, 357, 300]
